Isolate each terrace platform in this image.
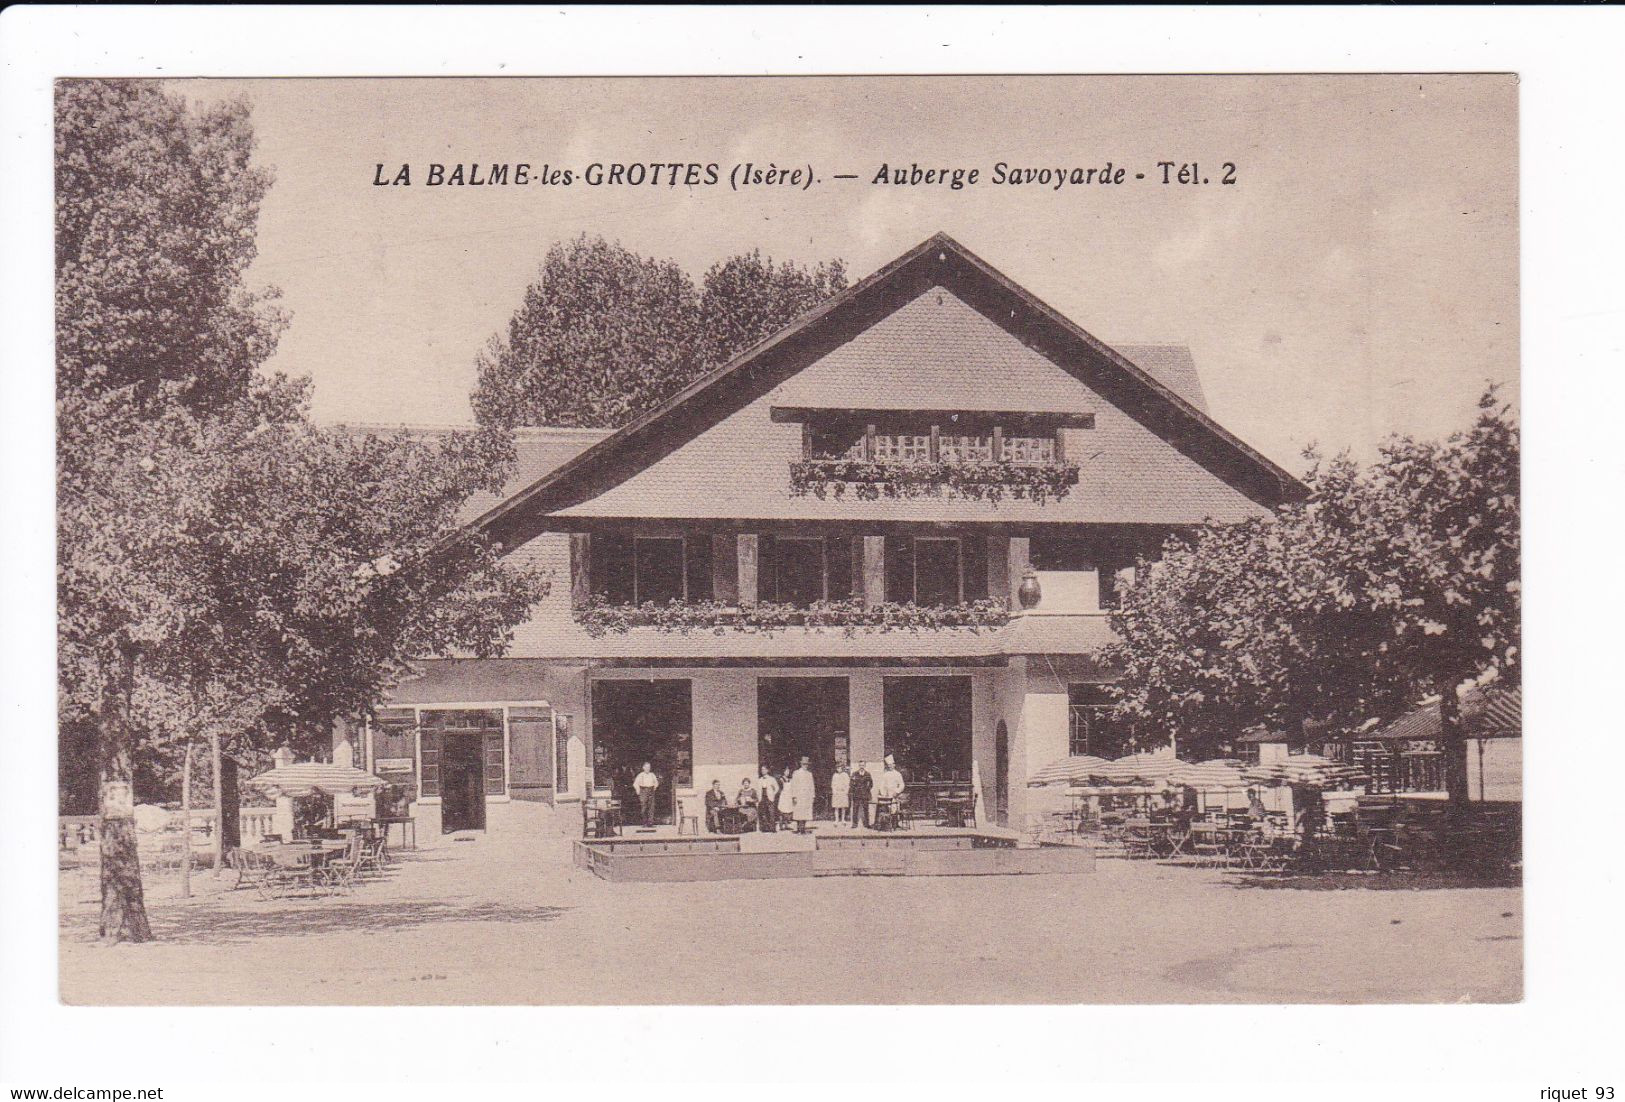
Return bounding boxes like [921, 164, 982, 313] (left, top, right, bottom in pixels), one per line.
[573, 825, 1095, 882]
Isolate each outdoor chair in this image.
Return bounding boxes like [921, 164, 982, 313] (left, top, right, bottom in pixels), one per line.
[230, 849, 298, 901]
[357, 833, 389, 879]
[320, 840, 365, 896]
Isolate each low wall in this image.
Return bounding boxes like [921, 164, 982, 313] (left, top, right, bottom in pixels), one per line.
[575, 833, 1094, 882]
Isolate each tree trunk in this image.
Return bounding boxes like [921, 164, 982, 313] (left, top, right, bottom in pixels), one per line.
[98, 646, 152, 943]
[1437, 674, 1471, 812]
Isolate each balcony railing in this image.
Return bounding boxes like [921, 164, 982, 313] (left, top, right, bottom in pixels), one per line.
[576, 596, 1010, 637]
[788, 457, 1080, 504]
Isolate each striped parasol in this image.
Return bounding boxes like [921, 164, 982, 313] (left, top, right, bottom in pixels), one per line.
[1242, 755, 1368, 789]
[1167, 758, 1249, 790]
[248, 762, 387, 798]
[1100, 748, 1180, 785]
[1027, 755, 1114, 787]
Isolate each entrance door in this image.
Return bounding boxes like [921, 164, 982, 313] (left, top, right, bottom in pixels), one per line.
[441, 735, 487, 832]
[591, 680, 693, 825]
[758, 677, 850, 814]
[882, 676, 973, 781]
[994, 721, 1009, 826]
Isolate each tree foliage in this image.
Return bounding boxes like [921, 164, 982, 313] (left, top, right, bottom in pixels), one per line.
[57, 81, 549, 940]
[56, 81, 286, 414]
[472, 237, 847, 428]
[1107, 390, 1519, 805]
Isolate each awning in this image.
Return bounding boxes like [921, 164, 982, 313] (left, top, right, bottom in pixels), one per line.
[248, 762, 387, 798]
[1167, 759, 1249, 790]
[1027, 755, 1114, 787]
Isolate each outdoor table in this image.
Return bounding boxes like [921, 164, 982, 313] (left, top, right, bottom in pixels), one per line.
[937, 796, 972, 828]
[255, 840, 347, 869]
[583, 799, 622, 839]
[374, 816, 416, 850]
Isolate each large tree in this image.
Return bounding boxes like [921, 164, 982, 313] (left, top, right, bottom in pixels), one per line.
[472, 237, 847, 428]
[1306, 390, 1520, 807]
[1107, 391, 1519, 806]
[1107, 511, 1409, 759]
[57, 82, 548, 941]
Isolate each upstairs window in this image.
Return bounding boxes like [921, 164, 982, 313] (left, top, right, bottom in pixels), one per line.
[593, 533, 711, 605]
[633, 537, 685, 605]
[914, 537, 964, 606]
[774, 537, 827, 606]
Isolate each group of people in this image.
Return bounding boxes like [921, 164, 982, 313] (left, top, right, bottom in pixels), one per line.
[704, 755, 907, 834]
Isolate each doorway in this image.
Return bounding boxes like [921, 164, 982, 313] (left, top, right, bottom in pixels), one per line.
[590, 680, 693, 825]
[758, 677, 850, 813]
[441, 735, 488, 832]
[882, 676, 973, 782]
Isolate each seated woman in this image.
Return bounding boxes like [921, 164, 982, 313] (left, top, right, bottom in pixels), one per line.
[734, 777, 758, 829]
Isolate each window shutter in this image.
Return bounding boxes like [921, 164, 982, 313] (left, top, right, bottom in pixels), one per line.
[484, 726, 506, 795]
[885, 535, 914, 604]
[418, 713, 443, 798]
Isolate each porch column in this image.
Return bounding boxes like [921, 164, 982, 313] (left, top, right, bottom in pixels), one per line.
[737, 534, 759, 606]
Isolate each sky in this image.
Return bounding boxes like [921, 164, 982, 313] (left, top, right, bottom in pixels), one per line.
[183, 75, 1518, 471]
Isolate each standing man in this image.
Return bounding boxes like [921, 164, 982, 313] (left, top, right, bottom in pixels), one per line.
[879, 754, 907, 830]
[755, 765, 781, 833]
[633, 761, 660, 828]
[789, 756, 816, 834]
[848, 761, 874, 830]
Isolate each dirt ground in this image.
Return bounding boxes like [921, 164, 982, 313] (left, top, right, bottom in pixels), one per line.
[58, 804, 1521, 1005]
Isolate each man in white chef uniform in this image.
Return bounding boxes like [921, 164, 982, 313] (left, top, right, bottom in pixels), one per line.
[789, 756, 817, 834]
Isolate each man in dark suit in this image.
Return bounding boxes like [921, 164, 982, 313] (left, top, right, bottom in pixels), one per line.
[848, 762, 874, 830]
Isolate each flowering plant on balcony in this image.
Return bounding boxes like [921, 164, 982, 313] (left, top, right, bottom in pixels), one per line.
[576, 595, 1010, 637]
[788, 458, 1080, 504]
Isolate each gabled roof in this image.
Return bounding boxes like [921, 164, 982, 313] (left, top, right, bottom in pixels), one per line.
[470, 232, 1304, 549]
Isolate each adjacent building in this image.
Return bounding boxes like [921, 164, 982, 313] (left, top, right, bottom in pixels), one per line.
[357, 232, 1303, 838]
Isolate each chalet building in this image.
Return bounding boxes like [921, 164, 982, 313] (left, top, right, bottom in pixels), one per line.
[356, 233, 1303, 838]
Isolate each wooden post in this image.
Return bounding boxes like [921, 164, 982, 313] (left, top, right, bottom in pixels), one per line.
[569, 533, 591, 609]
[209, 728, 223, 878]
[737, 534, 759, 607]
[179, 741, 193, 900]
[862, 535, 886, 607]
